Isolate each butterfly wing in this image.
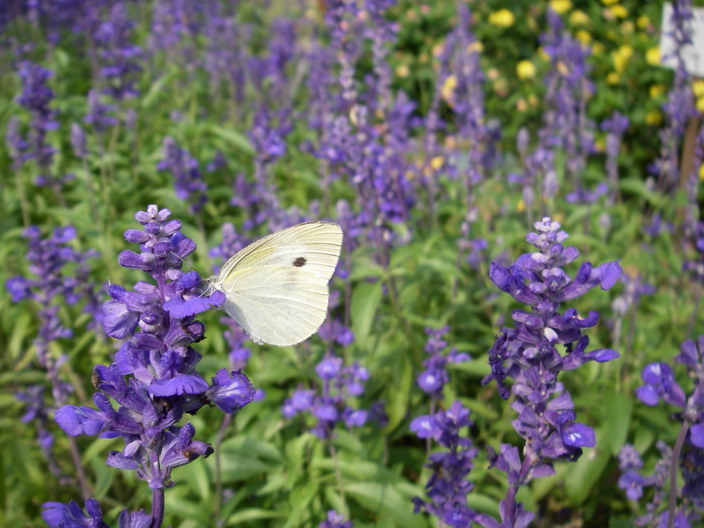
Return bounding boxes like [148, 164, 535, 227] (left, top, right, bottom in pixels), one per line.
[214, 221, 343, 346]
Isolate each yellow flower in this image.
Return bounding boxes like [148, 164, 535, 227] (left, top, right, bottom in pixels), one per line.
[538, 47, 550, 62]
[576, 30, 591, 45]
[489, 9, 515, 27]
[620, 21, 634, 34]
[613, 45, 633, 73]
[637, 15, 650, 28]
[516, 60, 536, 79]
[570, 10, 589, 25]
[646, 111, 662, 125]
[395, 64, 409, 78]
[430, 156, 444, 170]
[693, 80, 704, 97]
[649, 84, 666, 98]
[594, 138, 605, 152]
[601, 0, 619, 5]
[550, 0, 571, 14]
[592, 42, 605, 55]
[467, 41, 484, 54]
[441, 75, 457, 102]
[557, 62, 569, 76]
[517, 199, 526, 213]
[646, 47, 660, 66]
[697, 97, 704, 113]
[609, 5, 628, 18]
[699, 164, 704, 181]
[606, 72, 620, 84]
[528, 94, 538, 107]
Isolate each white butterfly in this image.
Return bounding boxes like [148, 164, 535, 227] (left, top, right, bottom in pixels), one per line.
[208, 221, 343, 347]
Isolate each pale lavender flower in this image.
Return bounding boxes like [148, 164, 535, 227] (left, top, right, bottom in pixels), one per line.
[320, 510, 353, 528]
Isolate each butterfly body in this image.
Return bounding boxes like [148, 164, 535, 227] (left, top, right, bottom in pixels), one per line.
[209, 221, 343, 346]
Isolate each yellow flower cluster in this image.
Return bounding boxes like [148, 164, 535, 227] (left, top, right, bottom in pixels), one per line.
[694, 81, 704, 113]
[516, 60, 536, 80]
[489, 9, 514, 27]
[550, 0, 571, 14]
[612, 45, 634, 74]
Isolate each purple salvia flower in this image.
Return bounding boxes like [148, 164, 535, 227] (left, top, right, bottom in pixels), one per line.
[282, 353, 377, 439]
[93, 2, 141, 100]
[6, 226, 97, 478]
[417, 326, 470, 399]
[620, 337, 704, 525]
[48, 205, 254, 524]
[539, 8, 595, 198]
[42, 498, 108, 528]
[13, 60, 60, 189]
[482, 217, 621, 525]
[655, 0, 696, 193]
[411, 401, 495, 527]
[157, 137, 208, 214]
[83, 89, 118, 132]
[601, 111, 629, 205]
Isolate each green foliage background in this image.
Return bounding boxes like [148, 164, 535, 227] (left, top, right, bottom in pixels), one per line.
[1, 1, 702, 526]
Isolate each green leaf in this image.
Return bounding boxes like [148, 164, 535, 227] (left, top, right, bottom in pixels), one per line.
[206, 124, 255, 156]
[564, 446, 611, 505]
[345, 482, 426, 528]
[350, 280, 383, 350]
[604, 392, 633, 456]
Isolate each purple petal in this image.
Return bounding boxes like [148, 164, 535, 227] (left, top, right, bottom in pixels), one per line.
[586, 348, 620, 362]
[117, 509, 152, 528]
[55, 405, 104, 436]
[149, 374, 209, 396]
[206, 369, 255, 413]
[599, 260, 622, 290]
[562, 422, 595, 447]
[163, 296, 213, 317]
[690, 423, 704, 448]
[410, 415, 438, 439]
[102, 300, 139, 339]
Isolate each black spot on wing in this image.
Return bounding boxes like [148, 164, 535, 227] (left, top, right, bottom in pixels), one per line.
[293, 256, 307, 267]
